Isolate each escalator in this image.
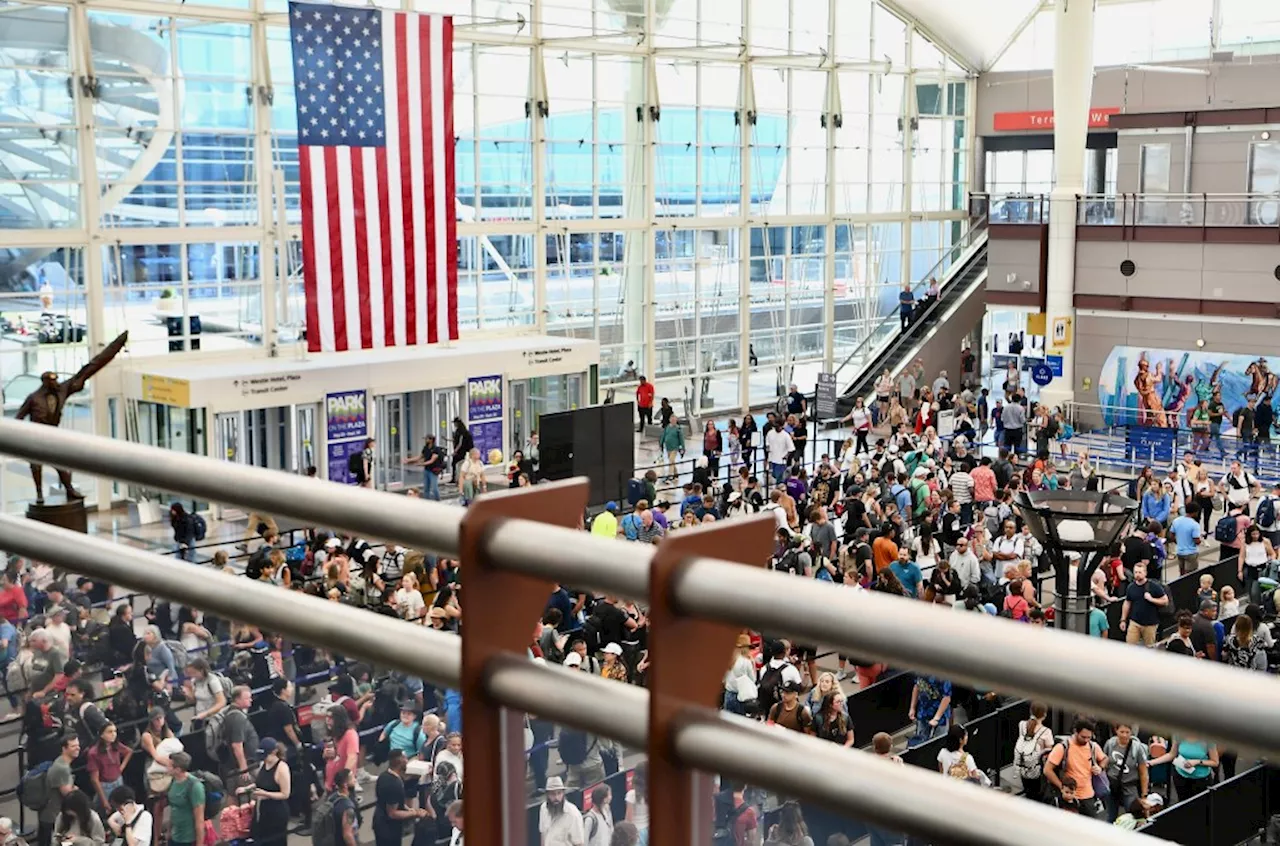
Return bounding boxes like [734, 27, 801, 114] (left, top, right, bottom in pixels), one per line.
[834, 219, 988, 411]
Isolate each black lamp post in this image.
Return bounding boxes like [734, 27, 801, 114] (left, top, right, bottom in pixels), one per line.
[1013, 489, 1139, 637]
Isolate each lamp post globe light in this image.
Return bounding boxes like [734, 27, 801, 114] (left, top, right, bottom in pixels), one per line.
[1013, 489, 1139, 637]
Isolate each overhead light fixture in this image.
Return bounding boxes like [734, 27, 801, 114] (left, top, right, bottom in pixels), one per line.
[1196, 338, 1206, 348]
[1262, 131, 1272, 140]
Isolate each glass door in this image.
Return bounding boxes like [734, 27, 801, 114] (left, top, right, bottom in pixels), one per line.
[509, 379, 529, 453]
[434, 387, 462, 454]
[295, 403, 318, 474]
[376, 394, 407, 489]
[216, 412, 243, 463]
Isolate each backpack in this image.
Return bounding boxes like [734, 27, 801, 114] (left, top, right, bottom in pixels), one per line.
[245, 548, 269, 581]
[1014, 723, 1051, 780]
[347, 450, 364, 478]
[1259, 497, 1277, 531]
[557, 728, 593, 766]
[1214, 514, 1240, 544]
[626, 478, 645, 507]
[205, 707, 235, 760]
[191, 514, 208, 542]
[164, 640, 189, 674]
[312, 791, 354, 846]
[192, 770, 225, 816]
[18, 761, 52, 810]
[209, 672, 234, 703]
[757, 664, 785, 715]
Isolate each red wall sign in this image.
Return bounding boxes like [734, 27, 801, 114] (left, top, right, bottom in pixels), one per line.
[993, 108, 1121, 131]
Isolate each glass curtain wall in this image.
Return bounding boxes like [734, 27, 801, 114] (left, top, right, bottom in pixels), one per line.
[1, 0, 973, 424]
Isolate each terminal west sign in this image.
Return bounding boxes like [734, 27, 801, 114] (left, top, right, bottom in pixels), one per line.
[992, 108, 1120, 131]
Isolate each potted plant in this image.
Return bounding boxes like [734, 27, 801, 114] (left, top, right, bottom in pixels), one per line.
[155, 287, 179, 314]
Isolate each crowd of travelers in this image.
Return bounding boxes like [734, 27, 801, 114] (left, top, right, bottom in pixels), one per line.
[0, 357, 1274, 846]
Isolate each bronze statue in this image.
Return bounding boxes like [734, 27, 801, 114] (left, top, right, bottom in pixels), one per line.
[17, 331, 128, 504]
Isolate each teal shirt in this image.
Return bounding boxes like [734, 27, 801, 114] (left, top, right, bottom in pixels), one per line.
[383, 720, 422, 756]
[1089, 607, 1109, 638]
[659, 425, 685, 453]
[1175, 738, 1213, 780]
[168, 775, 206, 844]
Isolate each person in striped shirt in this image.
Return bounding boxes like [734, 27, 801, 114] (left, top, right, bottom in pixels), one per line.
[948, 461, 975, 527]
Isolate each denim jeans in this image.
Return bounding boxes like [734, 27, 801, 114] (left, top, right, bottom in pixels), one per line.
[422, 470, 440, 501]
[770, 462, 787, 485]
[722, 689, 745, 715]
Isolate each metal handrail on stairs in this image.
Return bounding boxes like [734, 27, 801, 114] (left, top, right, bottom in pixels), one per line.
[832, 215, 989, 388]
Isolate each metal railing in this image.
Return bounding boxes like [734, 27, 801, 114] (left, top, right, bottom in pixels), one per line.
[1077, 192, 1280, 228]
[4, 420, 1280, 844]
[832, 215, 989, 387]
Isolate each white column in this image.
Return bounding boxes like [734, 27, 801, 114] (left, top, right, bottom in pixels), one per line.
[1041, 0, 1096, 411]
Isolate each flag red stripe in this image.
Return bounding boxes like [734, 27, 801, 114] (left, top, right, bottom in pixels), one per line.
[323, 146, 348, 352]
[395, 12, 418, 346]
[376, 146, 395, 346]
[442, 17, 458, 341]
[350, 150, 373, 349]
[420, 14, 438, 345]
[298, 146, 322, 354]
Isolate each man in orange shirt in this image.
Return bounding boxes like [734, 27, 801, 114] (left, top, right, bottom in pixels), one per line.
[1044, 717, 1109, 819]
[635, 376, 655, 433]
[872, 524, 900, 573]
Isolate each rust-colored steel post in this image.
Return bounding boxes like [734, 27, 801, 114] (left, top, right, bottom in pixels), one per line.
[459, 479, 590, 846]
[646, 513, 777, 846]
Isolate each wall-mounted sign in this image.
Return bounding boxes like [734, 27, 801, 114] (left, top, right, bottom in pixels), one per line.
[141, 374, 191, 408]
[467, 375, 504, 464]
[993, 108, 1120, 132]
[326, 389, 368, 485]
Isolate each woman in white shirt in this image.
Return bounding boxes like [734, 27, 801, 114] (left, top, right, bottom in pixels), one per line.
[912, 527, 941, 571]
[937, 724, 991, 786]
[394, 572, 426, 621]
[842, 398, 874, 456]
[722, 635, 756, 715]
[459, 448, 487, 505]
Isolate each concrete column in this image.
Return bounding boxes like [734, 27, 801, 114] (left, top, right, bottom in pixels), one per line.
[1041, 0, 1096, 412]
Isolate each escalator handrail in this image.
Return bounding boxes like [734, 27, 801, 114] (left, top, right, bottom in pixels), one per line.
[833, 215, 990, 384]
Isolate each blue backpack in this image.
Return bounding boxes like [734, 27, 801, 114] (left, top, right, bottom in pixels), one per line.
[1257, 496, 1277, 531]
[626, 478, 645, 506]
[1214, 514, 1239, 544]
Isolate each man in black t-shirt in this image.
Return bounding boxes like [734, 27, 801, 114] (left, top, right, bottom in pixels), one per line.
[589, 596, 633, 647]
[263, 678, 301, 752]
[373, 751, 425, 846]
[1120, 563, 1168, 646]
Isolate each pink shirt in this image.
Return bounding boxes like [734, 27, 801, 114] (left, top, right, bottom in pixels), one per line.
[1223, 514, 1251, 550]
[970, 466, 997, 503]
[325, 728, 360, 790]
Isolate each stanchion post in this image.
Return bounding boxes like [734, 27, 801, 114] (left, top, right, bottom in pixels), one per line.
[645, 514, 776, 846]
[458, 478, 590, 846]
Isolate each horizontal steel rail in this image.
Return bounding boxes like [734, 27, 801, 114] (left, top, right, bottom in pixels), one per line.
[1, 420, 1278, 759]
[0, 515, 1158, 846]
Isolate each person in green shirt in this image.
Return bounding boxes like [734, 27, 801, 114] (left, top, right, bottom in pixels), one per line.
[166, 752, 205, 846]
[658, 417, 685, 482]
[39, 735, 78, 846]
[1088, 596, 1110, 638]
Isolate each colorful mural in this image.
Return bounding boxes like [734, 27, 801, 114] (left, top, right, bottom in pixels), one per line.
[1097, 346, 1280, 431]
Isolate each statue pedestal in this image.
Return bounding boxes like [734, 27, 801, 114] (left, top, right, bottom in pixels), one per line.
[26, 500, 89, 534]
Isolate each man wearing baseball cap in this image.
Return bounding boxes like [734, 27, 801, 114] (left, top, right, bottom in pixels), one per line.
[590, 503, 619, 539]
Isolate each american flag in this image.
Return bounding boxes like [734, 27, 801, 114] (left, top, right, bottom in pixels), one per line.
[290, 2, 458, 352]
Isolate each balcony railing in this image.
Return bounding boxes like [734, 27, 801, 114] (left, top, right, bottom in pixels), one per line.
[1078, 192, 1280, 228]
[1, 419, 1277, 846]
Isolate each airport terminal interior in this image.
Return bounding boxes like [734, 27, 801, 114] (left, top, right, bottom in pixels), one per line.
[2, 0, 1280, 843]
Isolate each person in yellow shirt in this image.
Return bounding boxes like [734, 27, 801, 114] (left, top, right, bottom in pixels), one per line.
[591, 502, 620, 539]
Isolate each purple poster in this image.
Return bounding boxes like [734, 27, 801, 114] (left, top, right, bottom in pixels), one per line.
[466, 374, 504, 464]
[326, 390, 369, 484]
[326, 390, 368, 441]
[327, 439, 366, 485]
